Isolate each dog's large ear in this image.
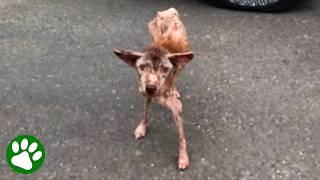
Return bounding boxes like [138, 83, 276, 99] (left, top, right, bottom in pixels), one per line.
[167, 51, 194, 67]
[113, 49, 143, 67]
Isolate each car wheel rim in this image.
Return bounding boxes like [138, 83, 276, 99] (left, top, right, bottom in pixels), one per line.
[228, 0, 281, 7]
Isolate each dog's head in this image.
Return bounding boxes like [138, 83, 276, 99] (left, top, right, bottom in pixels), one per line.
[113, 46, 193, 97]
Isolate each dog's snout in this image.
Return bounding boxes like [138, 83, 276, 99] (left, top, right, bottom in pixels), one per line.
[146, 85, 157, 94]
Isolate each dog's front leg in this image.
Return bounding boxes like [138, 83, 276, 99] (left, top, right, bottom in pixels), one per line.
[134, 97, 151, 139]
[166, 96, 189, 170]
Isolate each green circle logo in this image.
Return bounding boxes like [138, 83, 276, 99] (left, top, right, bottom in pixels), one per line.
[6, 135, 46, 174]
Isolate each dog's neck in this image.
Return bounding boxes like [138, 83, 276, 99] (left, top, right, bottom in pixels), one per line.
[156, 69, 178, 99]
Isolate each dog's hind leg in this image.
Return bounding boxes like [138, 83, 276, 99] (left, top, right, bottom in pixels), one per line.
[134, 97, 151, 140]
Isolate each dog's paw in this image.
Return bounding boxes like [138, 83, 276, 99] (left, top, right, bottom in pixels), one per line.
[178, 152, 189, 170]
[134, 124, 148, 140]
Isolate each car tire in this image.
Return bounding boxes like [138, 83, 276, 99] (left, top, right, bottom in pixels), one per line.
[209, 0, 295, 12]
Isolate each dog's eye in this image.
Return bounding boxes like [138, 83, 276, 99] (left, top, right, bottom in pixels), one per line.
[139, 64, 146, 71]
[161, 66, 169, 73]
[139, 64, 150, 71]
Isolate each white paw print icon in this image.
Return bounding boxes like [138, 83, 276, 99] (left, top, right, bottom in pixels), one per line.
[11, 138, 43, 170]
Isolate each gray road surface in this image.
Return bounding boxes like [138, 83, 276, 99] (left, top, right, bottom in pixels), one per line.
[0, 0, 320, 179]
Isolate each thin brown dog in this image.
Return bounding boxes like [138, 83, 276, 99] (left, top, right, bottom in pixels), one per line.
[113, 8, 194, 170]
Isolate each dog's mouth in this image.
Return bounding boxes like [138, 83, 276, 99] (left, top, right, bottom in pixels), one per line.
[144, 90, 159, 97]
[140, 91, 158, 98]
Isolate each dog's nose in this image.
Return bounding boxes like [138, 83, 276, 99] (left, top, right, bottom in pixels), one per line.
[145, 85, 157, 94]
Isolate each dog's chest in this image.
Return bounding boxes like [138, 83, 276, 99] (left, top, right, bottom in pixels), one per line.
[151, 96, 167, 107]
[151, 91, 179, 109]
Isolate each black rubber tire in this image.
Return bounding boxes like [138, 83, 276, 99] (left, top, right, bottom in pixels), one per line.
[209, 0, 294, 12]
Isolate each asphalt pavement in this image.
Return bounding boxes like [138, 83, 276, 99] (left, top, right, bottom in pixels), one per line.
[0, 0, 320, 179]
